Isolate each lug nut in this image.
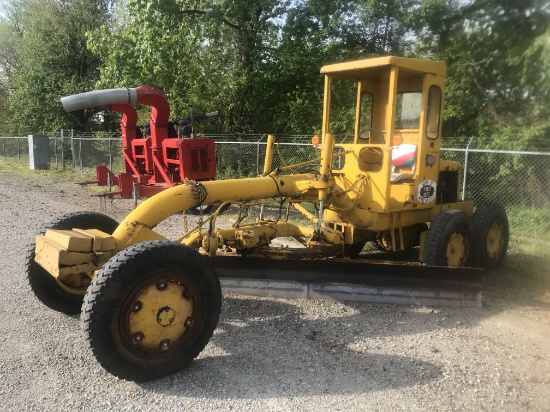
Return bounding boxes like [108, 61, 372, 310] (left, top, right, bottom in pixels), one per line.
[184, 317, 193, 327]
[132, 301, 142, 312]
[160, 339, 170, 350]
[157, 281, 167, 290]
[133, 332, 144, 342]
[182, 289, 191, 299]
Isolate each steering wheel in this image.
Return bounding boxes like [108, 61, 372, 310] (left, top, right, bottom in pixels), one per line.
[359, 127, 384, 141]
[358, 146, 384, 165]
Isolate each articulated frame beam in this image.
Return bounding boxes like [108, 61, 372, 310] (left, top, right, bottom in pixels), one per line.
[111, 172, 334, 250]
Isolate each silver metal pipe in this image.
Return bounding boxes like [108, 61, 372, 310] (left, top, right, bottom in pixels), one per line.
[61, 88, 138, 112]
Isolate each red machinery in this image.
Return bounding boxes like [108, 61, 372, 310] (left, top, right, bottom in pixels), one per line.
[64, 85, 217, 199]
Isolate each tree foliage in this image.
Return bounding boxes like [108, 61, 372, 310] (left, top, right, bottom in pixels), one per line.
[0, 0, 112, 133]
[0, 0, 548, 145]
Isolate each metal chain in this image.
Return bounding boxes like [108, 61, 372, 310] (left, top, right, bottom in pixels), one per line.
[198, 205, 204, 232]
[183, 209, 188, 234]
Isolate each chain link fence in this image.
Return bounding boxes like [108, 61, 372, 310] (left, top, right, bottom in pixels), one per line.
[2, 132, 549, 251]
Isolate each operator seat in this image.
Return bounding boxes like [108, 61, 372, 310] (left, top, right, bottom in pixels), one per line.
[391, 143, 417, 182]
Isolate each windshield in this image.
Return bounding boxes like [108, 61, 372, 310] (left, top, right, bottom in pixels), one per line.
[329, 78, 357, 140]
[395, 92, 422, 129]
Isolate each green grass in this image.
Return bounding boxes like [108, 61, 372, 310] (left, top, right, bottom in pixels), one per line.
[0, 157, 127, 189]
[0, 158, 93, 180]
[507, 205, 550, 240]
[506, 205, 550, 257]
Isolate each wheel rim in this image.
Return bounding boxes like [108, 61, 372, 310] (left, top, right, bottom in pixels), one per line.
[486, 221, 504, 259]
[54, 277, 89, 295]
[121, 271, 203, 357]
[446, 231, 469, 267]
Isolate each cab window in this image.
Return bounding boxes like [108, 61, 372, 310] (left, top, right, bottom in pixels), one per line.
[330, 78, 356, 140]
[395, 92, 421, 129]
[358, 92, 373, 139]
[426, 86, 442, 139]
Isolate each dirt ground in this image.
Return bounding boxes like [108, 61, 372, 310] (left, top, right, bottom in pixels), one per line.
[0, 171, 549, 411]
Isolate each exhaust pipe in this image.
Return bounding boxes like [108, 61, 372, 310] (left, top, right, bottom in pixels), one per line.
[61, 88, 139, 112]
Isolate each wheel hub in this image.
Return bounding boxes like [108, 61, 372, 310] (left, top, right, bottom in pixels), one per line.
[446, 232, 468, 267]
[486, 221, 504, 258]
[126, 277, 194, 351]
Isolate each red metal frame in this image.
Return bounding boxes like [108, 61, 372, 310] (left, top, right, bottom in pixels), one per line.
[84, 86, 216, 199]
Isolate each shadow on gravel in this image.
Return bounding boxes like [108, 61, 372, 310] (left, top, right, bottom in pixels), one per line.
[140, 297, 452, 398]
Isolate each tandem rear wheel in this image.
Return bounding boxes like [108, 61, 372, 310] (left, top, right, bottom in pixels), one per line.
[26, 211, 119, 315]
[423, 206, 508, 269]
[423, 210, 474, 268]
[472, 203, 509, 269]
[81, 240, 222, 382]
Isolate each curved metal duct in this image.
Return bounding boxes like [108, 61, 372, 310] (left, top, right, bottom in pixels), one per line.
[61, 88, 138, 112]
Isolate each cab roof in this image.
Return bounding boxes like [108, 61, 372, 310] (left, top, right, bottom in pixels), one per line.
[320, 56, 446, 81]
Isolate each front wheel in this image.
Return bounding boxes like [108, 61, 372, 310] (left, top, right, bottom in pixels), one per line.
[81, 240, 222, 382]
[423, 210, 474, 267]
[472, 204, 509, 269]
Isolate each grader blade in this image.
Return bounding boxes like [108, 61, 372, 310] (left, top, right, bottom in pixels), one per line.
[211, 255, 484, 308]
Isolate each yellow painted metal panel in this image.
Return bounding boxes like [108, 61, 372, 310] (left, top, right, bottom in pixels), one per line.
[36, 234, 95, 266]
[44, 229, 93, 252]
[321, 56, 446, 79]
[34, 235, 99, 280]
[72, 228, 116, 252]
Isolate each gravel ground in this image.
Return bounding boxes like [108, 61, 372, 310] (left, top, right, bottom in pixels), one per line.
[0, 172, 549, 411]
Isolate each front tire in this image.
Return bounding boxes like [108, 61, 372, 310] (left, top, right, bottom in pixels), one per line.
[26, 211, 119, 315]
[81, 240, 222, 382]
[472, 204, 509, 269]
[423, 210, 474, 267]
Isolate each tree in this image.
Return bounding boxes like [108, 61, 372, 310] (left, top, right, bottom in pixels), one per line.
[414, 0, 550, 140]
[3, 0, 112, 133]
[0, 1, 23, 133]
[88, 0, 291, 133]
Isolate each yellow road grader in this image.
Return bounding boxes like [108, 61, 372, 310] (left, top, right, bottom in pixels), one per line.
[28, 56, 509, 381]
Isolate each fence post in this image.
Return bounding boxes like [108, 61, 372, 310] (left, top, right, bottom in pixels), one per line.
[79, 134, 83, 172]
[108, 137, 113, 171]
[17, 137, 20, 160]
[70, 129, 75, 169]
[54, 135, 58, 169]
[61, 130, 65, 170]
[461, 136, 475, 201]
[256, 134, 267, 176]
[2, 138, 5, 161]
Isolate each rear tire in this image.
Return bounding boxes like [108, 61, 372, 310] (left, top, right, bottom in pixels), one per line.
[26, 211, 119, 315]
[423, 210, 474, 267]
[81, 240, 222, 382]
[472, 204, 509, 269]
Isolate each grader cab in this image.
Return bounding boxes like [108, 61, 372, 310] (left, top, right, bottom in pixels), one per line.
[28, 56, 509, 381]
